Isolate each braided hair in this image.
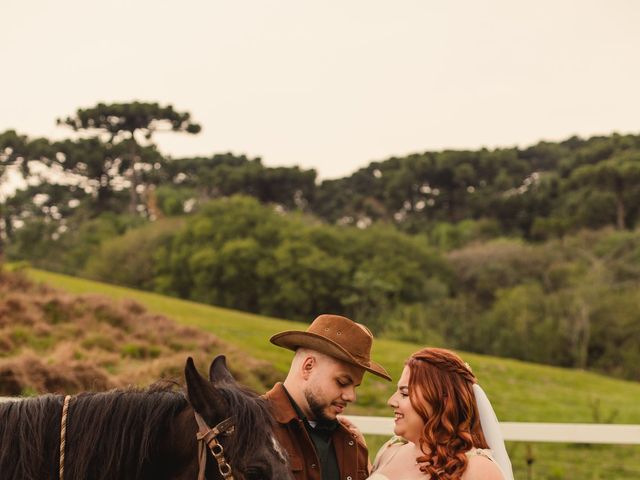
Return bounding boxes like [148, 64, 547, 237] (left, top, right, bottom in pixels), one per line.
[406, 348, 488, 480]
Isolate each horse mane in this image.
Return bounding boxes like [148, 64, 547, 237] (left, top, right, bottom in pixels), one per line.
[0, 383, 188, 480]
[212, 382, 277, 464]
[0, 394, 62, 480]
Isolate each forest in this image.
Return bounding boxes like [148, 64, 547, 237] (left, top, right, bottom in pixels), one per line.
[2, 102, 639, 381]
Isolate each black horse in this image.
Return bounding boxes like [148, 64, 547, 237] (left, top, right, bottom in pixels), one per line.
[0, 356, 291, 479]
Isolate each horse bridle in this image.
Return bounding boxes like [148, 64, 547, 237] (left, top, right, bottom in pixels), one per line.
[193, 411, 236, 480]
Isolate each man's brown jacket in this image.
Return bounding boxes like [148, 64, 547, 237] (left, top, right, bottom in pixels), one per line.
[264, 383, 370, 480]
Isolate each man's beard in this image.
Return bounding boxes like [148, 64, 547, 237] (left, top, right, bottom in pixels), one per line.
[304, 388, 335, 423]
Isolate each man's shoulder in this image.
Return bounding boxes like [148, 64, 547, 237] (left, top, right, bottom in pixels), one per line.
[263, 382, 284, 400]
[263, 383, 298, 424]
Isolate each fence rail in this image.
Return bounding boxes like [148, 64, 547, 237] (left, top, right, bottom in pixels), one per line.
[344, 415, 640, 445]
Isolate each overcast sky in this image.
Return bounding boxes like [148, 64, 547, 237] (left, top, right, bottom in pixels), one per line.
[2, 0, 639, 179]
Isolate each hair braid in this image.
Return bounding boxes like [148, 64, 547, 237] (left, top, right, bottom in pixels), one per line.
[406, 348, 488, 480]
[411, 353, 477, 385]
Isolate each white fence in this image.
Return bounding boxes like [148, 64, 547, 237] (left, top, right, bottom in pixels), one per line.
[344, 416, 640, 445]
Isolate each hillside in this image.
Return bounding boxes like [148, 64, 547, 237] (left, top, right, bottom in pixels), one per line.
[25, 268, 640, 422]
[15, 268, 640, 479]
[0, 268, 279, 394]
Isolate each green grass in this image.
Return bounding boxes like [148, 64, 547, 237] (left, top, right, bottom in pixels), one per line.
[28, 269, 640, 479]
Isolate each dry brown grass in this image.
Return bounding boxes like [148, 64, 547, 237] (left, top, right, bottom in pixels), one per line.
[0, 269, 279, 395]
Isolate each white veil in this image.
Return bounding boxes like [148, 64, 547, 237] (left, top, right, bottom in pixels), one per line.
[472, 383, 514, 480]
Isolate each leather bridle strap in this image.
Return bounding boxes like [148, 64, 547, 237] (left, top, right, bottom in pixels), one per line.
[59, 395, 72, 480]
[194, 412, 235, 480]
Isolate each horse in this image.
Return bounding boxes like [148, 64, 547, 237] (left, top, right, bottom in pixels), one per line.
[0, 355, 291, 480]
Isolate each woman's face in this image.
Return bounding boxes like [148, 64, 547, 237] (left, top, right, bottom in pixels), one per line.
[387, 365, 428, 443]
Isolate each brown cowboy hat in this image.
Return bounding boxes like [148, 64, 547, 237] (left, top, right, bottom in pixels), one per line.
[270, 314, 391, 381]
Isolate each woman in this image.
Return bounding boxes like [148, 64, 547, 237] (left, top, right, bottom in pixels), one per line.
[367, 348, 513, 480]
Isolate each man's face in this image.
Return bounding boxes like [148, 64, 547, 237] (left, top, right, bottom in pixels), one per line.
[303, 355, 365, 422]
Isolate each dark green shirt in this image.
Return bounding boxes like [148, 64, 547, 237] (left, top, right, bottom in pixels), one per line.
[283, 386, 340, 480]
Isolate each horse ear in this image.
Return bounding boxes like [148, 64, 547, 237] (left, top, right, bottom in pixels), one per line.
[185, 357, 225, 418]
[209, 355, 236, 385]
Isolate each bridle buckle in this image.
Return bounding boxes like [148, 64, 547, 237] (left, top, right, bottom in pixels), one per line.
[194, 411, 236, 480]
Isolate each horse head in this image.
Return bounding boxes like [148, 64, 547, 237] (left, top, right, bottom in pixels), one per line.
[185, 356, 291, 480]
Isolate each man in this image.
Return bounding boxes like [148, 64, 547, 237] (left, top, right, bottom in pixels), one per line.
[264, 314, 391, 480]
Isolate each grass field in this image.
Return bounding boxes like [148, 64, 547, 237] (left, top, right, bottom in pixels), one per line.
[28, 269, 640, 479]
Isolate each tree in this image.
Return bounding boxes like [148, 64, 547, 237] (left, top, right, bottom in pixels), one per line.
[162, 155, 317, 211]
[0, 130, 29, 179]
[0, 130, 57, 257]
[53, 136, 160, 215]
[569, 152, 640, 229]
[58, 102, 201, 214]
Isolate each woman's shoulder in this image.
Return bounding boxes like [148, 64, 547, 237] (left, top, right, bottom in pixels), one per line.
[375, 435, 408, 454]
[372, 436, 407, 469]
[385, 435, 408, 447]
[462, 449, 505, 480]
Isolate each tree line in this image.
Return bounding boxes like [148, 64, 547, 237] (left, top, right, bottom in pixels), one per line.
[3, 102, 640, 253]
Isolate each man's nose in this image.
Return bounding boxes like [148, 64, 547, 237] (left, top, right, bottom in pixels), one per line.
[342, 385, 356, 402]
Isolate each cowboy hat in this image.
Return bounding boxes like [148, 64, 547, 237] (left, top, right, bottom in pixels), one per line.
[270, 314, 391, 381]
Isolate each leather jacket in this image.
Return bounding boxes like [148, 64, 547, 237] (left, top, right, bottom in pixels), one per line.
[264, 383, 370, 480]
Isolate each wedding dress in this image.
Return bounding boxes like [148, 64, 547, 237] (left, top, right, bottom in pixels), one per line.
[367, 442, 507, 480]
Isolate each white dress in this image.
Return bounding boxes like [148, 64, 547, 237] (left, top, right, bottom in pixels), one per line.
[367, 437, 506, 480]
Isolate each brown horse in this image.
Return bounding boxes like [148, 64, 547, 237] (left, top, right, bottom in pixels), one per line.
[0, 356, 291, 480]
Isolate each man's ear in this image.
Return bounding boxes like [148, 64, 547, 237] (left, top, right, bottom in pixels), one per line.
[185, 357, 226, 420]
[301, 355, 316, 380]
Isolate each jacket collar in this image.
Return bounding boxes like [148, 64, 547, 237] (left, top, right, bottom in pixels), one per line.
[264, 383, 300, 424]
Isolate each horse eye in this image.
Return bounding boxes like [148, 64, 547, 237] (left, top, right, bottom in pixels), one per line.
[245, 466, 267, 480]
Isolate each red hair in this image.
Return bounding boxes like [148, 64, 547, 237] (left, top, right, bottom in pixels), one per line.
[406, 348, 488, 480]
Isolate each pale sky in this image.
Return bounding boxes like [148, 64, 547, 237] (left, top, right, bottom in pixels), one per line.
[2, 0, 639, 179]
